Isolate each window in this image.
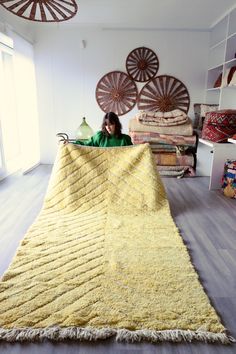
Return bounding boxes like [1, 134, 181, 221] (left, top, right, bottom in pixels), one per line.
[0, 33, 19, 179]
[0, 31, 40, 179]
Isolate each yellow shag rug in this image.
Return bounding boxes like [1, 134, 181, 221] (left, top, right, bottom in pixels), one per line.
[0, 143, 233, 343]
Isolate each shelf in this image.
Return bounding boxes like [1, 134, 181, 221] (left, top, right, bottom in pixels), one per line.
[209, 38, 226, 50]
[207, 87, 220, 91]
[208, 59, 236, 74]
[199, 138, 214, 147]
[207, 85, 236, 91]
[224, 58, 236, 65]
[227, 32, 236, 40]
[228, 138, 236, 144]
[222, 85, 236, 89]
[208, 64, 223, 71]
[199, 138, 236, 147]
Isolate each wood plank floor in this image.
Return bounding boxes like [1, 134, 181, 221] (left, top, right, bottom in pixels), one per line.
[0, 164, 236, 354]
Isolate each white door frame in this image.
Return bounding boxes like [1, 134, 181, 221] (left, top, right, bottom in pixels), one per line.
[0, 50, 7, 180]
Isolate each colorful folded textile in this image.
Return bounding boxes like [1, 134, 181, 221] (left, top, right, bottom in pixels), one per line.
[130, 131, 197, 146]
[129, 117, 193, 136]
[151, 146, 177, 153]
[150, 145, 191, 154]
[153, 152, 194, 166]
[222, 66, 236, 87]
[136, 109, 188, 126]
[150, 144, 177, 153]
[157, 165, 195, 177]
[158, 169, 186, 177]
[229, 67, 236, 86]
[158, 165, 194, 171]
[222, 159, 236, 198]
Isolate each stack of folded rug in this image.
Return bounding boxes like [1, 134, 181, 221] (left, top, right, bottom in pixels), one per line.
[129, 109, 197, 177]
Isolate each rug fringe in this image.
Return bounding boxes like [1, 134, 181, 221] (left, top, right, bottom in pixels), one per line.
[0, 327, 235, 343]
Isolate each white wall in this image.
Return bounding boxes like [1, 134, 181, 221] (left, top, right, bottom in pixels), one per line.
[34, 27, 209, 164]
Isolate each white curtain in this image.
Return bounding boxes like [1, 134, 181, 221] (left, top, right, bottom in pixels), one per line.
[10, 31, 40, 174]
[0, 31, 40, 178]
[0, 37, 19, 179]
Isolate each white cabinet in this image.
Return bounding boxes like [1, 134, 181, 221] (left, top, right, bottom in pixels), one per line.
[206, 8, 236, 108]
[196, 138, 236, 190]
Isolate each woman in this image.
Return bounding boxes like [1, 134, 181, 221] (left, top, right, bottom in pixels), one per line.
[75, 112, 133, 147]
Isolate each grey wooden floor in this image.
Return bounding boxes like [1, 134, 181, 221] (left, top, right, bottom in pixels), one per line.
[0, 164, 236, 354]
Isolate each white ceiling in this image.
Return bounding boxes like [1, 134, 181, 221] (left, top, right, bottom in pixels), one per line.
[70, 0, 236, 30]
[0, 0, 236, 31]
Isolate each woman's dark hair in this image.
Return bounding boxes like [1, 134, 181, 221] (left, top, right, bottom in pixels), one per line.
[101, 112, 122, 137]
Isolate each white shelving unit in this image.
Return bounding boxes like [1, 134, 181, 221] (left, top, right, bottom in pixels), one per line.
[206, 7, 236, 108]
[198, 7, 236, 189]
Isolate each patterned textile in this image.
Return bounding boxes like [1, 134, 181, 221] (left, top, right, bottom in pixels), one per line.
[222, 159, 236, 198]
[157, 165, 195, 177]
[151, 146, 177, 153]
[151, 146, 193, 155]
[136, 109, 188, 126]
[0, 143, 231, 344]
[158, 170, 186, 177]
[130, 131, 197, 146]
[222, 66, 236, 87]
[202, 110, 236, 142]
[221, 68, 230, 88]
[129, 117, 193, 136]
[152, 152, 194, 167]
[150, 144, 190, 153]
[228, 67, 236, 85]
[229, 67, 236, 86]
[149, 144, 188, 153]
[193, 103, 219, 129]
[214, 73, 222, 88]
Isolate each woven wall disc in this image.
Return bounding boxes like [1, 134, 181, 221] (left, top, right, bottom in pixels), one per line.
[96, 71, 138, 116]
[0, 0, 78, 22]
[126, 47, 159, 82]
[137, 75, 190, 113]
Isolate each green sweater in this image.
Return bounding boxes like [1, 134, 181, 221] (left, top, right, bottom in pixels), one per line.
[75, 131, 133, 147]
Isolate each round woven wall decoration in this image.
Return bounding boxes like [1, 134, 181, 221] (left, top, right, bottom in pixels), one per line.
[0, 0, 78, 22]
[126, 47, 159, 82]
[96, 71, 138, 116]
[137, 75, 190, 113]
